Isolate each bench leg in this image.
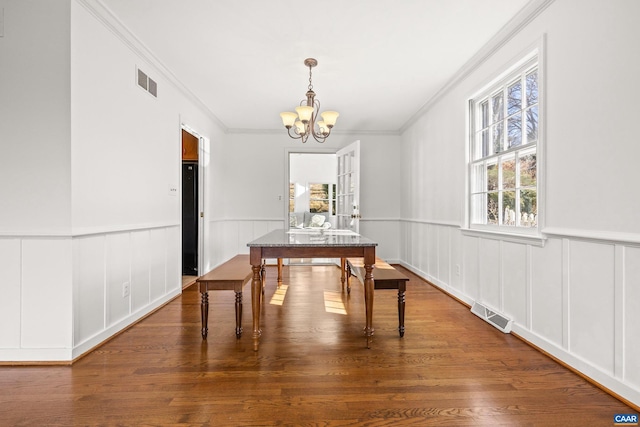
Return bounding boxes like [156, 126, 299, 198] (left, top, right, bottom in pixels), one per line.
[200, 290, 209, 339]
[398, 284, 406, 337]
[235, 291, 243, 338]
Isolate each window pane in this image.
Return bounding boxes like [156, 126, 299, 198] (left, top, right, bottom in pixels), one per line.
[507, 112, 522, 148]
[526, 106, 538, 143]
[502, 191, 516, 225]
[471, 163, 485, 193]
[507, 80, 522, 116]
[481, 101, 489, 128]
[487, 192, 499, 225]
[520, 189, 537, 227]
[310, 183, 329, 213]
[487, 162, 498, 191]
[310, 183, 328, 199]
[492, 92, 504, 123]
[520, 153, 537, 187]
[473, 130, 489, 160]
[332, 184, 336, 215]
[502, 158, 516, 189]
[526, 70, 538, 106]
[471, 193, 486, 224]
[492, 122, 504, 154]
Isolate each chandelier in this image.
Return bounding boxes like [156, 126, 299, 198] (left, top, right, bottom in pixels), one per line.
[279, 58, 339, 143]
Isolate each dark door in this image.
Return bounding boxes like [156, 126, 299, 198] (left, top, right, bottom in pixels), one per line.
[182, 163, 198, 275]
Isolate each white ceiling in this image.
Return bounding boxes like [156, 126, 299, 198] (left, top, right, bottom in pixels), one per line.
[99, 0, 531, 134]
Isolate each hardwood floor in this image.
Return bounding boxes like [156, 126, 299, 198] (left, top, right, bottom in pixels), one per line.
[0, 265, 635, 426]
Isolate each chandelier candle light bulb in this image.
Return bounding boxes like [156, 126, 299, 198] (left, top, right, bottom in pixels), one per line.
[280, 58, 339, 143]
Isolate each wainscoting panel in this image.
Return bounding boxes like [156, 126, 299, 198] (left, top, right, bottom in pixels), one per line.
[530, 238, 563, 347]
[73, 236, 106, 345]
[72, 225, 180, 358]
[106, 233, 131, 327]
[22, 239, 73, 349]
[568, 240, 616, 375]
[478, 238, 501, 313]
[624, 246, 640, 389]
[0, 237, 73, 361]
[131, 230, 151, 313]
[166, 226, 180, 294]
[437, 226, 450, 286]
[399, 219, 640, 406]
[149, 228, 168, 302]
[502, 241, 528, 326]
[462, 234, 480, 301]
[427, 224, 439, 279]
[0, 238, 22, 348]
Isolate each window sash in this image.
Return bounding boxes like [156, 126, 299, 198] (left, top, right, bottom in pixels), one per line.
[469, 59, 539, 231]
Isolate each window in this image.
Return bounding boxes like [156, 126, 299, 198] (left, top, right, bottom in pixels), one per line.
[469, 55, 540, 234]
[309, 183, 336, 214]
[289, 182, 336, 214]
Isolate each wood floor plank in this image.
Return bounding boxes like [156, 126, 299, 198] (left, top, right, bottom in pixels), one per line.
[0, 265, 635, 426]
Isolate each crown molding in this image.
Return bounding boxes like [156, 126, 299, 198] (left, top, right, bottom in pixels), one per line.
[399, 0, 555, 134]
[75, 0, 228, 132]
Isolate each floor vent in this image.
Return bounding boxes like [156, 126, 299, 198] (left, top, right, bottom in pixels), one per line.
[470, 302, 512, 333]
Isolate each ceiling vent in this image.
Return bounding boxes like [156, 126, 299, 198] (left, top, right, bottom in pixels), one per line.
[470, 301, 512, 333]
[137, 67, 157, 98]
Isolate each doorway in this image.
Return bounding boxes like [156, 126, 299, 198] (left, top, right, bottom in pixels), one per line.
[181, 128, 200, 284]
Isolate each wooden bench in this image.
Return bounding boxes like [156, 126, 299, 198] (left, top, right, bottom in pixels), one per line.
[346, 257, 409, 337]
[196, 254, 258, 340]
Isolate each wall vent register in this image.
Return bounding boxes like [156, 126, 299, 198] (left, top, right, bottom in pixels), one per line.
[137, 68, 157, 97]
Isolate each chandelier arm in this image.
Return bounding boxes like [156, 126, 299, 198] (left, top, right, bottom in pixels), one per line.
[310, 132, 327, 143]
[286, 127, 302, 140]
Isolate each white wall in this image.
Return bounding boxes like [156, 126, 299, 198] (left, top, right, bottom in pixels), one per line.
[68, 0, 227, 358]
[399, 0, 640, 406]
[215, 132, 402, 261]
[0, 0, 228, 361]
[0, 0, 72, 235]
[0, 0, 74, 360]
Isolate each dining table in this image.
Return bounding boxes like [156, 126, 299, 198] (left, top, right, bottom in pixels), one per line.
[247, 228, 377, 351]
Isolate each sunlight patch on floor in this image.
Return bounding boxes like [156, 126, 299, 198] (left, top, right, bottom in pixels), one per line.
[269, 284, 289, 306]
[324, 291, 347, 315]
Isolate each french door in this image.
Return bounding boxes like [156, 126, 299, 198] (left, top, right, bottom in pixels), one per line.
[336, 140, 360, 233]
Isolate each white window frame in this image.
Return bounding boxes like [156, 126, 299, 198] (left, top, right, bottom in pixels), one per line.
[464, 42, 546, 246]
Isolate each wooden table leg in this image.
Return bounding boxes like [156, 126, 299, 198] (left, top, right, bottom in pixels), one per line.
[363, 248, 375, 349]
[398, 283, 406, 337]
[200, 288, 209, 340]
[235, 291, 243, 338]
[250, 249, 263, 351]
[340, 257, 346, 291]
[277, 258, 283, 287]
